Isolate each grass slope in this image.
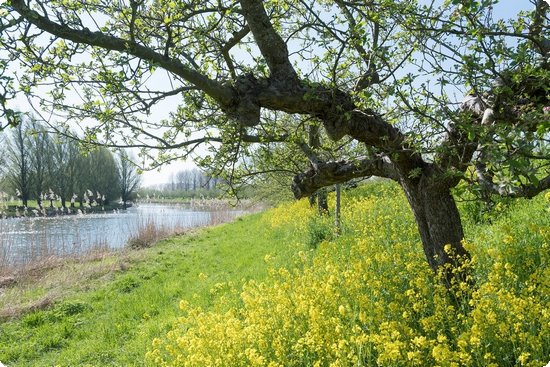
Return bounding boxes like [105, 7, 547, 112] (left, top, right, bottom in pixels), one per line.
[0, 213, 302, 366]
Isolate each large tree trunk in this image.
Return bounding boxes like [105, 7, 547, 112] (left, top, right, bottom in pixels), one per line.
[317, 189, 329, 215]
[308, 190, 329, 215]
[401, 180, 471, 287]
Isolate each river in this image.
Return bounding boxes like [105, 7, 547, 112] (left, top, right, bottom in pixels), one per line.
[0, 204, 242, 267]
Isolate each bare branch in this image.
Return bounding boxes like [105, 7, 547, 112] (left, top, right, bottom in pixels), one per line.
[239, 0, 298, 82]
[480, 174, 550, 199]
[297, 141, 321, 169]
[220, 26, 250, 80]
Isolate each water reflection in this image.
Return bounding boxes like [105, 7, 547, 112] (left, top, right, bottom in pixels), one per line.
[0, 204, 238, 266]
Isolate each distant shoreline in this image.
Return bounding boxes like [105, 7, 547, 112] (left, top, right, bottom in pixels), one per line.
[0, 203, 128, 220]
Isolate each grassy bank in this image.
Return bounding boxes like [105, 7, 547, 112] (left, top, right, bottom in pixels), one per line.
[1, 182, 549, 366]
[0, 214, 302, 366]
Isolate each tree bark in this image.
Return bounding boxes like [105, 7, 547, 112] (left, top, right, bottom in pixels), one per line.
[400, 179, 471, 287]
[317, 189, 328, 215]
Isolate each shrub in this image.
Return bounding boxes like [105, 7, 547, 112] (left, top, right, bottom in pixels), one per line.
[115, 275, 141, 293]
[306, 214, 333, 249]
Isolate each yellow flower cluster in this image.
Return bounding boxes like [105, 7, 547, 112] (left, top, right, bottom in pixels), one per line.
[146, 183, 550, 366]
[267, 197, 317, 233]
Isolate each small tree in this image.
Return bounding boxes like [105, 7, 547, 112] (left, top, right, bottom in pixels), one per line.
[117, 150, 141, 209]
[85, 148, 120, 204]
[46, 136, 73, 208]
[5, 116, 32, 207]
[28, 119, 51, 209]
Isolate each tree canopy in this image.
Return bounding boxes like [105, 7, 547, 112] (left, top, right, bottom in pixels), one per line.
[0, 0, 549, 281]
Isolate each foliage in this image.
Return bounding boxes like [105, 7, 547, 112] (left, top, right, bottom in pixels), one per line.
[83, 148, 121, 203]
[4, 116, 32, 206]
[0, 117, 134, 208]
[148, 183, 549, 367]
[117, 149, 141, 207]
[306, 213, 334, 250]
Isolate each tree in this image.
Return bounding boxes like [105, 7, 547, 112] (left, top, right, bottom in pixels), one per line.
[28, 119, 51, 209]
[0, 134, 6, 179]
[45, 134, 83, 208]
[1, 0, 549, 285]
[84, 148, 120, 204]
[5, 116, 32, 207]
[171, 168, 217, 193]
[117, 149, 141, 209]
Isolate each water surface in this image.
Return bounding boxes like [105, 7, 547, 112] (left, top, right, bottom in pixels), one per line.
[0, 204, 239, 266]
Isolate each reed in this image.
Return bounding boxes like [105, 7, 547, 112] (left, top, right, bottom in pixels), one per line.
[126, 217, 183, 249]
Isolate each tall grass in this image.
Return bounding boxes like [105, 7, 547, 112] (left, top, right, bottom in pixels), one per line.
[126, 218, 184, 249]
[126, 208, 245, 249]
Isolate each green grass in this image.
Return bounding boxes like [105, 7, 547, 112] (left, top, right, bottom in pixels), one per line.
[0, 213, 303, 366]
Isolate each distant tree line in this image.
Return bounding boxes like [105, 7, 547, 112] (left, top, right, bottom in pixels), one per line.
[170, 169, 219, 192]
[139, 168, 221, 200]
[0, 116, 140, 210]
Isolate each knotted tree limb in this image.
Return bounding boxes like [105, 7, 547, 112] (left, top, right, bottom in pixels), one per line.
[291, 156, 398, 199]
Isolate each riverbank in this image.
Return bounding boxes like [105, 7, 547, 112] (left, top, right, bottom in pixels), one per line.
[0, 209, 302, 366]
[0, 203, 248, 267]
[0, 202, 126, 219]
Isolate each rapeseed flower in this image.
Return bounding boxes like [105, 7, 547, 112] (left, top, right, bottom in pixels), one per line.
[147, 183, 550, 367]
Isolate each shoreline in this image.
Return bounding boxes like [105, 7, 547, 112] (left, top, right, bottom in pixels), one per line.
[0, 203, 128, 220]
[0, 205, 251, 279]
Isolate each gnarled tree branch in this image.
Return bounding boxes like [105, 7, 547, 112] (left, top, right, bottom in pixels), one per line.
[291, 155, 398, 199]
[477, 173, 550, 199]
[239, 0, 298, 82]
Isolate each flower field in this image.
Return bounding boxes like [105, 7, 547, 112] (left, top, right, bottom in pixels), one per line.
[147, 183, 549, 367]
